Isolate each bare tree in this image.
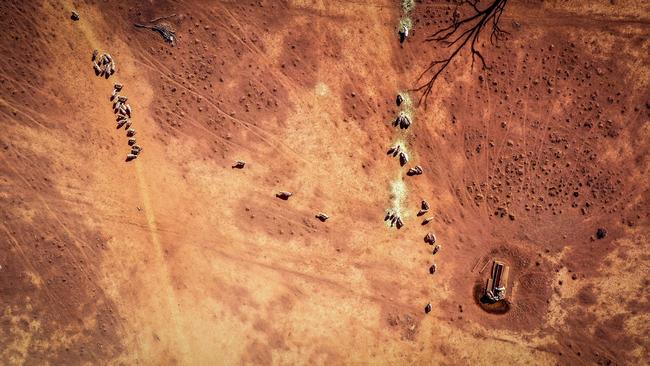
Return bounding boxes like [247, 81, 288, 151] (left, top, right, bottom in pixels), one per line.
[414, 0, 509, 106]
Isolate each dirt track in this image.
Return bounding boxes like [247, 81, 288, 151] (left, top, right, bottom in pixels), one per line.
[1, 0, 649, 365]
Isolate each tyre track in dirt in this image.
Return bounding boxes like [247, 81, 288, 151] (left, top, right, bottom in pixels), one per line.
[0, 97, 49, 130]
[131, 46, 309, 164]
[208, 245, 416, 311]
[51, 0, 190, 360]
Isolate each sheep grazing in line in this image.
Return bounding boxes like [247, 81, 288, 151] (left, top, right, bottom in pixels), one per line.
[432, 244, 441, 255]
[399, 152, 408, 166]
[407, 165, 423, 176]
[424, 233, 436, 245]
[393, 114, 411, 129]
[399, 25, 409, 44]
[387, 145, 400, 156]
[399, 115, 411, 129]
[418, 202, 429, 216]
[421, 217, 433, 225]
[395, 216, 404, 229]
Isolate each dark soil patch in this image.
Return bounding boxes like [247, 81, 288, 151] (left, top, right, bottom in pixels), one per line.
[473, 283, 511, 315]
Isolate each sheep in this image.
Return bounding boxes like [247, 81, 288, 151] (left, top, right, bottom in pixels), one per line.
[421, 200, 430, 211]
[393, 116, 401, 127]
[395, 216, 404, 229]
[399, 115, 411, 129]
[276, 191, 292, 200]
[424, 233, 436, 245]
[399, 152, 408, 166]
[407, 165, 423, 176]
[315, 213, 329, 222]
[418, 201, 429, 216]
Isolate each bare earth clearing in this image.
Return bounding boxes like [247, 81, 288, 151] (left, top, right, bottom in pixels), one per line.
[1, 0, 648, 365]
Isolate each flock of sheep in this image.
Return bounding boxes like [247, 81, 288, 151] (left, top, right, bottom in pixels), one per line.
[90, 40, 438, 314]
[92, 50, 142, 161]
[387, 93, 441, 314]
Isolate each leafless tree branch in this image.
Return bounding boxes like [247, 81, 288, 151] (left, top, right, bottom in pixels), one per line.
[414, 0, 509, 107]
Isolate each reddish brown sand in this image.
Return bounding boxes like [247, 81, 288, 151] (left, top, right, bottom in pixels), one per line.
[1, 0, 648, 365]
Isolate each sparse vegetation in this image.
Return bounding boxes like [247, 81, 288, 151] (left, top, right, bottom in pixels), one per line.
[402, 0, 415, 14]
[398, 0, 414, 33]
[389, 173, 408, 219]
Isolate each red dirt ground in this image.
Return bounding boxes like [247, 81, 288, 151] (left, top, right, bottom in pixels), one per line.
[1, 0, 648, 365]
